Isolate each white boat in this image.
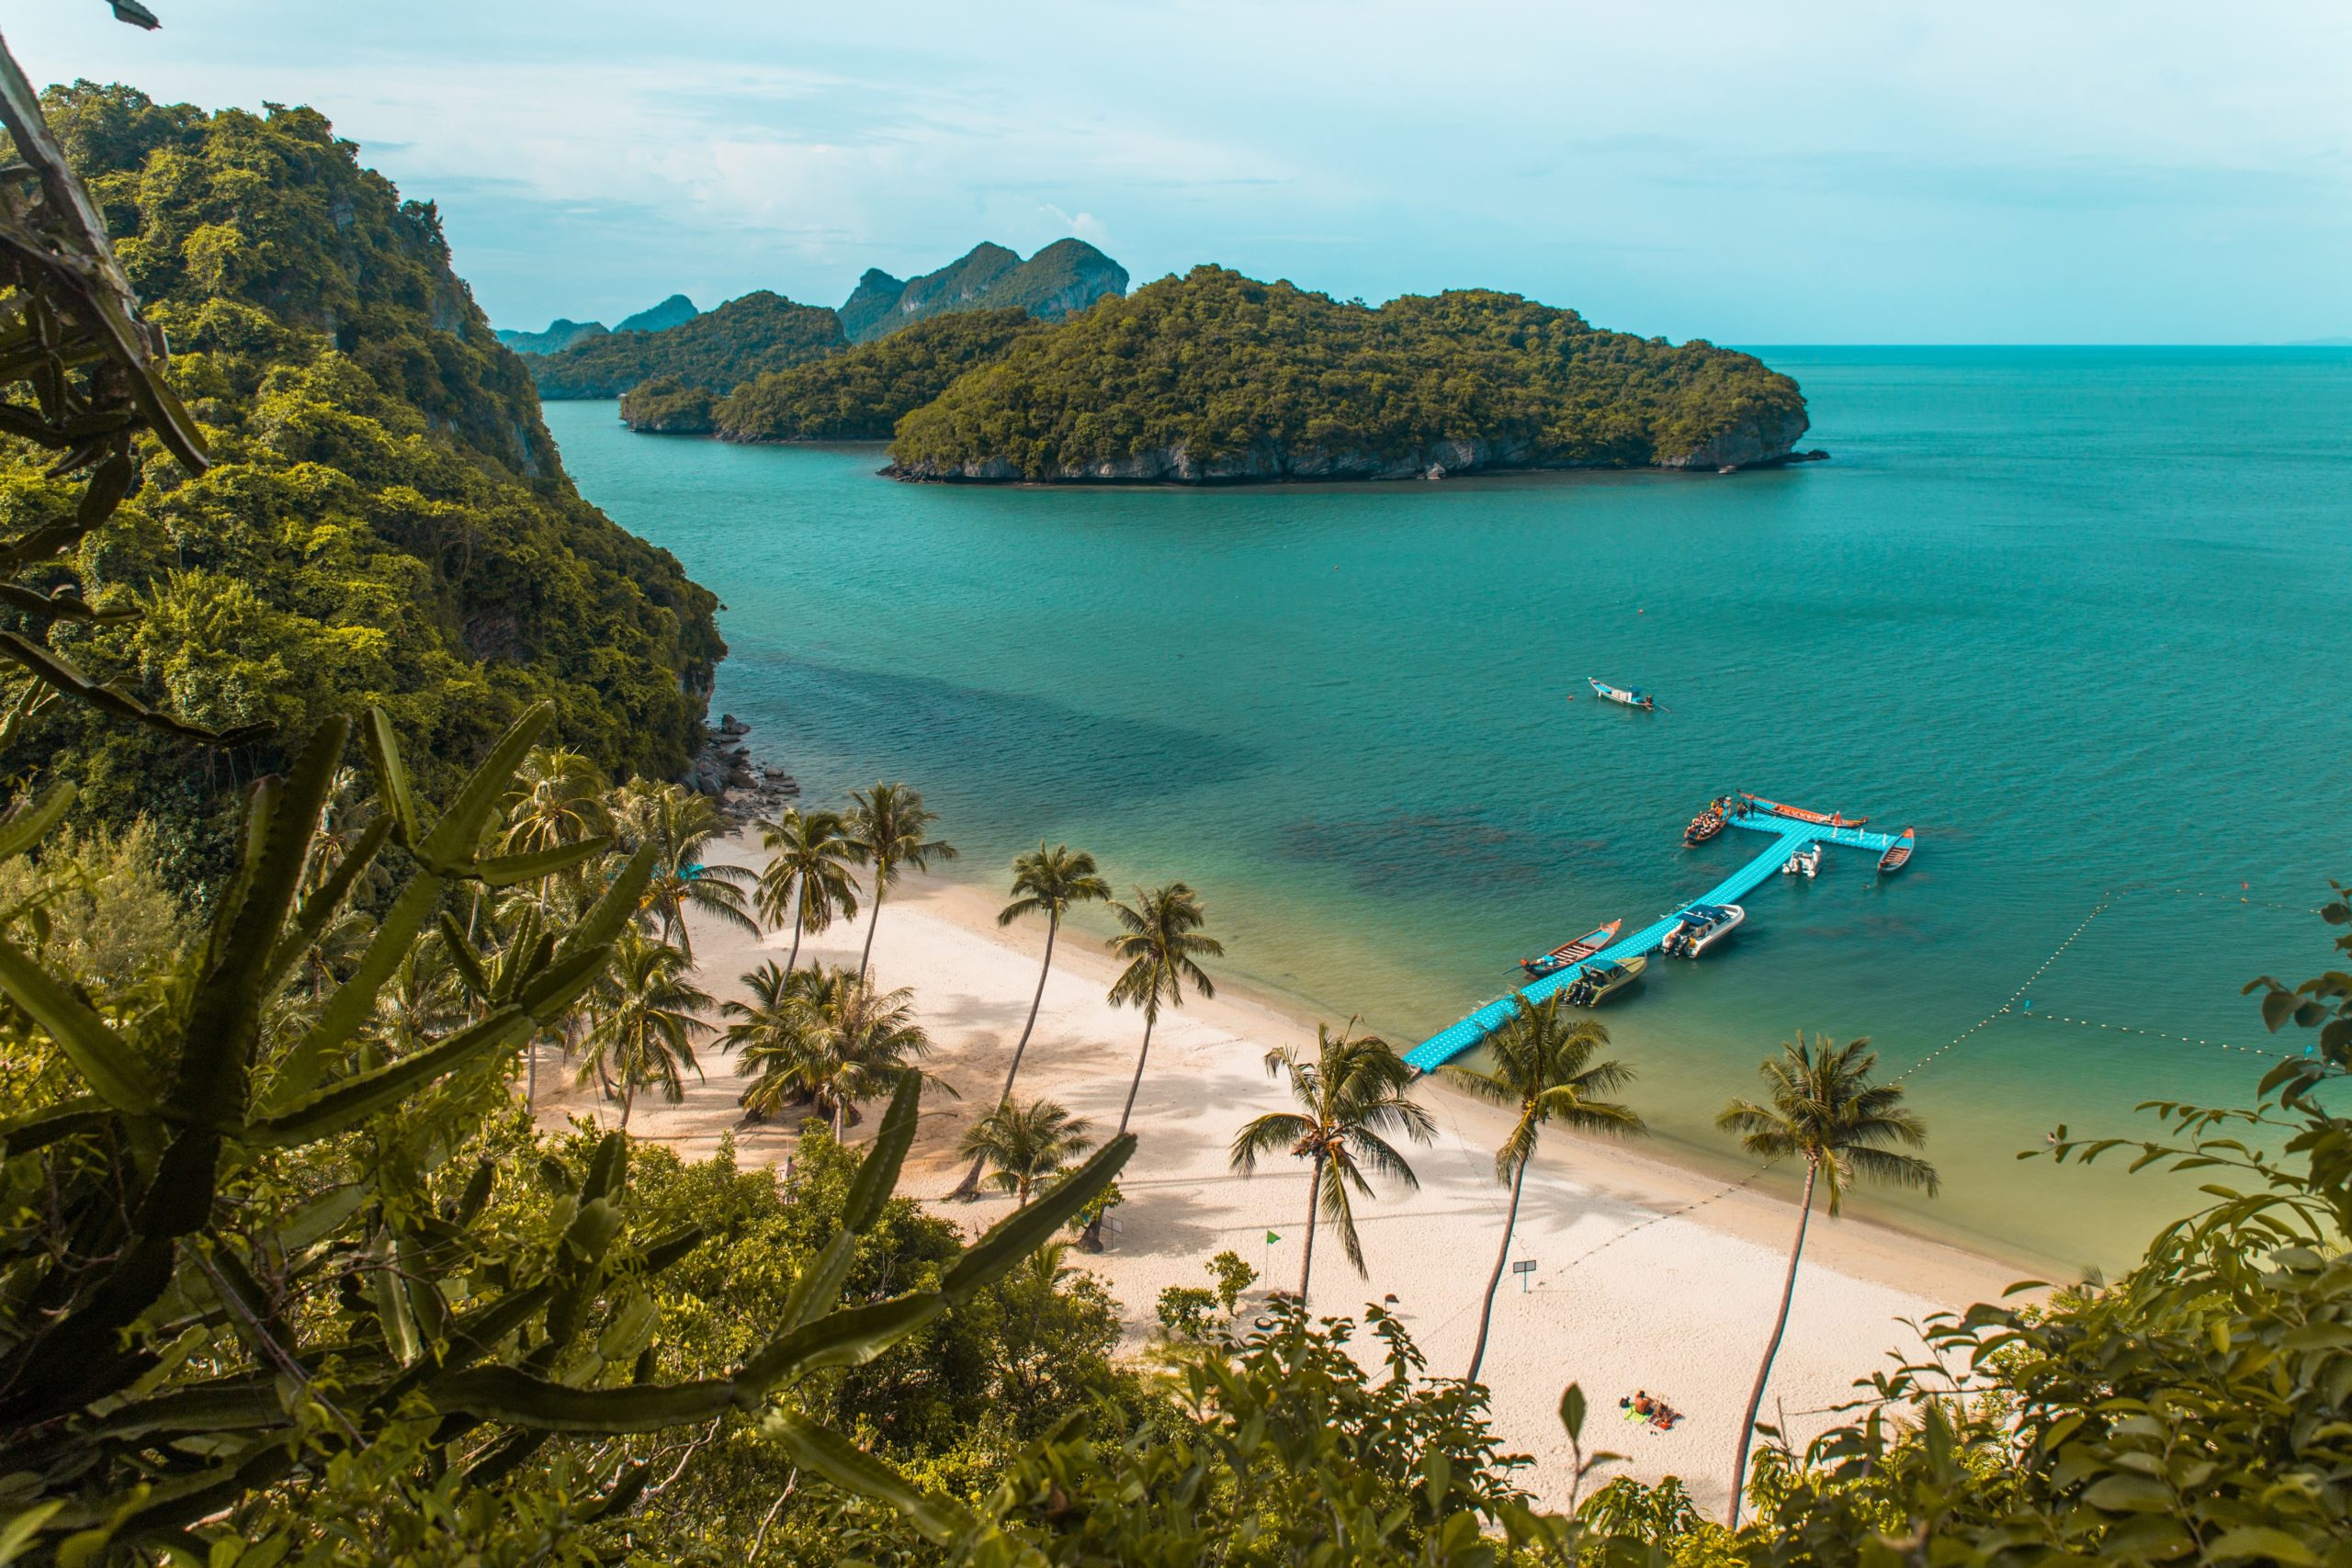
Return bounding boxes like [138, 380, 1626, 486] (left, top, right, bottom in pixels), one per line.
[1781, 842, 1821, 878]
[1663, 903, 1744, 958]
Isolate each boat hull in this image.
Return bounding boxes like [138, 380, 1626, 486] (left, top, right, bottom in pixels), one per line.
[1589, 678, 1655, 710]
[1739, 792, 1867, 829]
[1566, 955, 1646, 1005]
[1665, 907, 1740, 959]
[1521, 919, 1623, 977]
[1878, 828, 1917, 874]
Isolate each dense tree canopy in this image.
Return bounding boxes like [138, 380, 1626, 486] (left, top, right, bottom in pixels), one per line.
[705, 309, 1047, 441]
[617, 375, 716, 434]
[888, 265, 1811, 482]
[2, 84, 722, 866]
[530, 288, 847, 399]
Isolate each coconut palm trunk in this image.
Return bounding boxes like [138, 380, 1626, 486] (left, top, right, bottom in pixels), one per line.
[619, 1082, 635, 1132]
[858, 870, 887, 980]
[785, 880, 805, 973]
[952, 908, 1062, 1199]
[1079, 1010, 1158, 1251]
[1114, 1010, 1157, 1138]
[1730, 1159, 1817, 1528]
[1297, 1147, 1325, 1305]
[1465, 1156, 1530, 1385]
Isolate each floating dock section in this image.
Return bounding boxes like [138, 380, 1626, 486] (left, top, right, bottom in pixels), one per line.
[1402, 803, 1909, 1073]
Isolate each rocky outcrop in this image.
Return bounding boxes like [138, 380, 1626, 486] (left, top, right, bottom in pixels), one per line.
[889, 425, 1812, 485]
[677, 719, 802, 820]
[1652, 406, 1813, 470]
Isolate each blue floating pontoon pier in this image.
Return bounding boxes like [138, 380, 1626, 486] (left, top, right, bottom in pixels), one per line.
[1402, 802, 1909, 1073]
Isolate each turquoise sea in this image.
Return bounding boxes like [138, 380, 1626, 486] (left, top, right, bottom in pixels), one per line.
[544, 348, 2352, 1272]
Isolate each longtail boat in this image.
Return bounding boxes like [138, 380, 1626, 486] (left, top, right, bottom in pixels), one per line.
[1564, 954, 1646, 1006]
[1878, 828, 1916, 874]
[1520, 919, 1623, 977]
[1683, 797, 1728, 844]
[1739, 792, 1868, 829]
[1589, 678, 1655, 711]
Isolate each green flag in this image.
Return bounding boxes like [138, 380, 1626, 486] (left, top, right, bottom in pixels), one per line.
[1265, 1231, 1281, 1245]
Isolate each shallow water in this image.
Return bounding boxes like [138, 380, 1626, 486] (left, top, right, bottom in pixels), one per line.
[545, 346, 2352, 1271]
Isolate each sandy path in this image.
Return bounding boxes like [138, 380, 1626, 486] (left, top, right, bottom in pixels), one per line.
[534, 838, 2029, 1514]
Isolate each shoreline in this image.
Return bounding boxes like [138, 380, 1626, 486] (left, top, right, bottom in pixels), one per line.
[536, 829, 2038, 1513]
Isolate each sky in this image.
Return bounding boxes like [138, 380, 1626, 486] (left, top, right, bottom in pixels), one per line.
[9, 1, 2351, 343]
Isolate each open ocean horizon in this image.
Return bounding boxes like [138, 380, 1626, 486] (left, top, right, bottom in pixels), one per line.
[546, 345, 2352, 1272]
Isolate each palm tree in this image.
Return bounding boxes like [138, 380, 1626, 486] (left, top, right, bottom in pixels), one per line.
[729, 963, 829, 1125]
[957, 1098, 1094, 1206]
[577, 931, 713, 1130]
[732, 964, 947, 1138]
[1440, 994, 1643, 1385]
[753, 807, 860, 973]
[721, 958, 797, 1068]
[501, 746, 609, 855]
[844, 782, 957, 980]
[1103, 882, 1222, 1139]
[1716, 1033, 1938, 1527]
[950, 843, 1110, 1198]
[1228, 1021, 1433, 1308]
[611, 780, 759, 964]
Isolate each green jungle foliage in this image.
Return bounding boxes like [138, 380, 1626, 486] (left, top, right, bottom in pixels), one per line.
[530, 289, 846, 399]
[888, 265, 1808, 479]
[839, 240, 1127, 344]
[713, 309, 1047, 442]
[617, 376, 716, 435]
[494, 317, 606, 355]
[1, 85, 722, 868]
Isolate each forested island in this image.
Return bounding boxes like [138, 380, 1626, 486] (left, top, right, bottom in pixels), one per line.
[888, 267, 1811, 481]
[588, 263, 1814, 481]
[533, 241, 1126, 412]
[624, 308, 1048, 438]
[528, 288, 847, 399]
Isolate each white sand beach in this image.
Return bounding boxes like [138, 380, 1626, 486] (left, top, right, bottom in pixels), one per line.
[534, 835, 2030, 1515]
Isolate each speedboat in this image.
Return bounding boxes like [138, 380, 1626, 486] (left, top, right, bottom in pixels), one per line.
[1781, 842, 1821, 878]
[1589, 678, 1655, 711]
[1683, 798, 1728, 845]
[1521, 919, 1623, 977]
[1878, 828, 1916, 874]
[1662, 903, 1744, 958]
[1564, 954, 1646, 1005]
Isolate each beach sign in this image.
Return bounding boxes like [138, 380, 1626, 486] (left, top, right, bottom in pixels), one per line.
[1512, 1258, 1537, 1292]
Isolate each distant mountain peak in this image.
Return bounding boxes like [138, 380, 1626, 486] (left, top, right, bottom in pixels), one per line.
[837, 240, 1126, 344]
[496, 316, 607, 355]
[616, 293, 698, 334]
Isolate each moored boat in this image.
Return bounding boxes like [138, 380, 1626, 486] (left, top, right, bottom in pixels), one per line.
[1660, 903, 1744, 958]
[1781, 842, 1821, 878]
[1589, 678, 1656, 711]
[1564, 954, 1647, 1005]
[1683, 797, 1728, 844]
[1878, 827, 1916, 874]
[1520, 919, 1624, 977]
[1739, 792, 1867, 829]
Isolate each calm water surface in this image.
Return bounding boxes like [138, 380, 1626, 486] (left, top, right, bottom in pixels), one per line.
[546, 348, 2352, 1271]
